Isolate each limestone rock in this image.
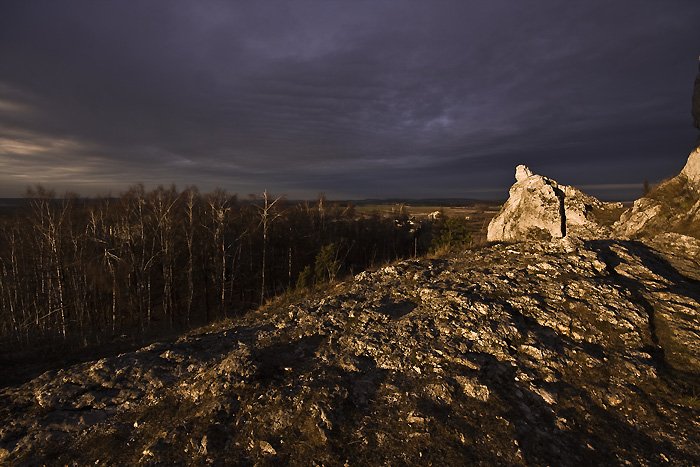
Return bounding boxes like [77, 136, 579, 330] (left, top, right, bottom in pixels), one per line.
[611, 60, 700, 238]
[615, 156, 700, 239]
[2, 238, 699, 466]
[613, 197, 663, 238]
[515, 164, 533, 182]
[487, 167, 564, 242]
[681, 146, 700, 189]
[487, 166, 613, 242]
[693, 57, 700, 132]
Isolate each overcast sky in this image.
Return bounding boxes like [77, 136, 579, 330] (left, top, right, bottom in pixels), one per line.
[1, 1, 699, 200]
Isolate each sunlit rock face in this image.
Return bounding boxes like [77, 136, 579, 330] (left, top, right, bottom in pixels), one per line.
[684, 59, 700, 185]
[487, 165, 613, 242]
[684, 58, 700, 185]
[612, 62, 700, 238]
[613, 197, 664, 238]
[613, 159, 700, 238]
[515, 164, 533, 182]
[681, 147, 700, 189]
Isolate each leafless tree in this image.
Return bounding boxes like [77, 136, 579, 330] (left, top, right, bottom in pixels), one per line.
[256, 189, 285, 304]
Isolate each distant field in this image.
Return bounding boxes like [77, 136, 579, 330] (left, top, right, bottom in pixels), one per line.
[356, 203, 498, 216]
[354, 202, 503, 245]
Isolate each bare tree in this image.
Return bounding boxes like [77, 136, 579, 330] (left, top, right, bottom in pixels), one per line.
[204, 188, 231, 319]
[150, 185, 180, 326]
[183, 186, 199, 327]
[256, 189, 284, 304]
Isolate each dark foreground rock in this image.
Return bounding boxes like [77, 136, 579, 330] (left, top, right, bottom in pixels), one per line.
[2, 235, 700, 466]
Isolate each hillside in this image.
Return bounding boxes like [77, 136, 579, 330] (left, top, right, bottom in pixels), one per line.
[2, 233, 699, 465]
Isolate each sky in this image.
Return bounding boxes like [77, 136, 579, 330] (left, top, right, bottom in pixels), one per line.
[1, 1, 699, 201]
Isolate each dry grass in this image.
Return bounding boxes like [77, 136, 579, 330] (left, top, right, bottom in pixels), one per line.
[647, 175, 697, 213]
[627, 175, 700, 239]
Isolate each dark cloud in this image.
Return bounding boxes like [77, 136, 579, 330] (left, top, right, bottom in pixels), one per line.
[1, 0, 699, 199]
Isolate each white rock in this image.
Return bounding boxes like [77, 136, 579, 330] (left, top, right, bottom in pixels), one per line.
[680, 147, 700, 189]
[488, 166, 608, 242]
[515, 164, 533, 182]
[613, 198, 662, 238]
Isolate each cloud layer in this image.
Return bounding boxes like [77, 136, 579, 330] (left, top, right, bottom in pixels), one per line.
[1, 1, 699, 199]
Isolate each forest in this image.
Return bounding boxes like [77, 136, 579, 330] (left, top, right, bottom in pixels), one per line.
[0, 185, 468, 353]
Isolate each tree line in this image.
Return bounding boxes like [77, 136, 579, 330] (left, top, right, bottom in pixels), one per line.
[0, 185, 454, 352]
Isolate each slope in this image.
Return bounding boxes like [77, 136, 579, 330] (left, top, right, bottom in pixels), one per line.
[2, 235, 699, 466]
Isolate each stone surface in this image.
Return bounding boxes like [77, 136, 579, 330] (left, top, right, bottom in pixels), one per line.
[614, 162, 700, 239]
[487, 166, 618, 242]
[613, 197, 664, 238]
[681, 147, 700, 189]
[2, 238, 699, 466]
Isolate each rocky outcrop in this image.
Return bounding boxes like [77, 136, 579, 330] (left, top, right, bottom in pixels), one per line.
[487, 165, 566, 242]
[612, 173, 700, 239]
[682, 58, 700, 183]
[681, 147, 700, 189]
[612, 62, 700, 238]
[613, 197, 664, 238]
[693, 57, 700, 132]
[495, 64, 700, 242]
[1, 238, 699, 466]
[487, 165, 620, 242]
[614, 146, 700, 239]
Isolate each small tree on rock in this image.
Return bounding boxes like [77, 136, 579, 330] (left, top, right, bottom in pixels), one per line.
[314, 243, 341, 284]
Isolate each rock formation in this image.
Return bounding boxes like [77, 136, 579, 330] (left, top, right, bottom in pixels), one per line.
[681, 147, 700, 188]
[493, 61, 700, 242]
[612, 170, 700, 239]
[2, 237, 700, 466]
[693, 56, 700, 133]
[487, 165, 620, 242]
[682, 58, 700, 186]
[684, 58, 700, 181]
[613, 197, 664, 238]
[611, 58, 700, 238]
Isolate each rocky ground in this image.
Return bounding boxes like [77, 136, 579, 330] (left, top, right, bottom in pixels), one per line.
[2, 233, 699, 466]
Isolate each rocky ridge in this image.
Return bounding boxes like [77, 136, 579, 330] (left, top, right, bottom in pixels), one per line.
[2, 233, 700, 465]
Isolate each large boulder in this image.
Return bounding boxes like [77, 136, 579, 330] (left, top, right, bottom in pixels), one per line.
[487, 165, 615, 242]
